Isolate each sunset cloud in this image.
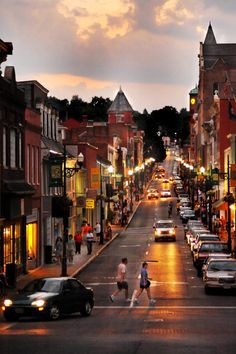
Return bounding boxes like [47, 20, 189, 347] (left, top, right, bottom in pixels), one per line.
[1, 0, 236, 112]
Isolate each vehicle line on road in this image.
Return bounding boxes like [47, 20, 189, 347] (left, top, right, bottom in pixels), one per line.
[94, 305, 236, 310]
[119, 244, 141, 248]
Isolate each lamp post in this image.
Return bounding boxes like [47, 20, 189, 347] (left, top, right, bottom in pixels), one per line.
[61, 146, 84, 277]
[107, 165, 114, 222]
[128, 169, 133, 213]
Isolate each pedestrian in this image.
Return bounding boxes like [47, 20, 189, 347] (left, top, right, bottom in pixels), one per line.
[168, 201, 173, 218]
[110, 257, 131, 302]
[132, 262, 156, 305]
[67, 234, 76, 264]
[105, 224, 112, 240]
[0, 266, 8, 296]
[82, 223, 94, 255]
[74, 230, 82, 254]
[55, 236, 63, 264]
[94, 222, 101, 242]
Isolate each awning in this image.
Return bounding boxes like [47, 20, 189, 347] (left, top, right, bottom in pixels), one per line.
[3, 180, 35, 196]
[41, 136, 64, 155]
[96, 155, 112, 167]
[212, 198, 227, 210]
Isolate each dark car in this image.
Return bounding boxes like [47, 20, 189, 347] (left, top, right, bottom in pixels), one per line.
[2, 277, 94, 321]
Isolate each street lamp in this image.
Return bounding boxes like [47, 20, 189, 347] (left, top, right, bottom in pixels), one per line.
[107, 165, 114, 221]
[61, 146, 84, 276]
[128, 169, 133, 213]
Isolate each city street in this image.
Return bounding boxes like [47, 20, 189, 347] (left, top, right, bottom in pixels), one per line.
[1, 156, 236, 354]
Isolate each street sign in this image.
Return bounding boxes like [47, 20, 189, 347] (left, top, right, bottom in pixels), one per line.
[86, 198, 95, 209]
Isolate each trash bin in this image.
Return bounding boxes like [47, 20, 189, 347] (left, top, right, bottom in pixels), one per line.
[44, 245, 52, 264]
[6, 263, 17, 287]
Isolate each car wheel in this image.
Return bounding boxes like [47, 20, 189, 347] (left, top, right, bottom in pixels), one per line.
[48, 304, 61, 320]
[4, 313, 19, 322]
[81, 301, 93, 317]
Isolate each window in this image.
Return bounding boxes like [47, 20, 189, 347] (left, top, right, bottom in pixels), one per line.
[3, 126, 7, 167]
[10, 129, 16, 168]
[18, 131, 22, 168]
[27, 145, 30, 183]
[36, 147, 39, 184]
[213, 82, 219, 95]
[32, 146, 35, 184]
[116, 114, 124, 123]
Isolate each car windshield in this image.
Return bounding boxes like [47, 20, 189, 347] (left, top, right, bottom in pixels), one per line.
[200, 244, 229, 253]
[156, 223, 174, 228]
[208, 261, 236, 271]
[23, 279, 62, 293]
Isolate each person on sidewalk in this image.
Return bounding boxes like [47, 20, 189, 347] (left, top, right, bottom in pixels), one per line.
[132, 262, 156, 306]
[67, 234, 76, 264]
[110, 257, 131, 302]
[74, 230, 82, 254]
[94, 222, 101, 242]
[55, 236, 63, 264]
[105, 224, 112, 240]
[84, 223, 94, 255]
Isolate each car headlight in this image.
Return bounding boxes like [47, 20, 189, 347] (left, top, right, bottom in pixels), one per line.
[31, 299, 46, 307]
[4, 299, 13, 307]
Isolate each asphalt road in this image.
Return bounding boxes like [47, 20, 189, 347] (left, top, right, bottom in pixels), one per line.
[1, 155, 236, 354]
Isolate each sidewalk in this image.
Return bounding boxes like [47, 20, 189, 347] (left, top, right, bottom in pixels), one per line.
[13, 199, 141, 291]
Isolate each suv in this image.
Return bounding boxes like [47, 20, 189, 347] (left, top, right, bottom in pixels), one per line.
[193, 241, 230, 276]
[153, 219, 177, 242]
[147, 189, 159, 199]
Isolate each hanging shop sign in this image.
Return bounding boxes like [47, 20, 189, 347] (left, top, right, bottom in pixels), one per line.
[49, 156, 63, 187]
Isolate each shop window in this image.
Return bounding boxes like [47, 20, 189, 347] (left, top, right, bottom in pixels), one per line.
[26, 223, 37, 262]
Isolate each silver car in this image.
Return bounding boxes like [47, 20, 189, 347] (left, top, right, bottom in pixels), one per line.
[203, 258, 236, 294]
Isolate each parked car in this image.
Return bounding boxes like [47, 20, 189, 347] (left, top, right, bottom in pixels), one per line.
[2, 277, 94, 321]
[181, 209, 197, 223]
[160, 189, 171, 197]
[185, 220, 204, 239]
[193, 241, 230, 276]
[202, 255, 232, 279]
[191, 234, 220, 254]
[187, 228, 209, 247]
[153, 219, 177, 241]
[203, 258, 236, 294]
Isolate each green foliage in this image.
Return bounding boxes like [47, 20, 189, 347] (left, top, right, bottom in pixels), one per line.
[48, 95, 112, 122]
[48, 95, 189, 162]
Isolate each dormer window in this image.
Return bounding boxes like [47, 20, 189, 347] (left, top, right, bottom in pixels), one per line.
[116, 114, 124, 123]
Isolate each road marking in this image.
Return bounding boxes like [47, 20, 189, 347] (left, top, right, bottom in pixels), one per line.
[151, 281, 188, 285]
[120, 245, 141, 248]
[94, 305, 236, 310]
[86, 282, 116, 286]
[144, 319, 164, 322]
[0, 323, 15, 331]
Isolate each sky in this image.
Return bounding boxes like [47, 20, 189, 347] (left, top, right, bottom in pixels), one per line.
[1, 0, 236, 113]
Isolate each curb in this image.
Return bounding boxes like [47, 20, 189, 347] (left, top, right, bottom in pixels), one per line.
[72, 200, 141, 277]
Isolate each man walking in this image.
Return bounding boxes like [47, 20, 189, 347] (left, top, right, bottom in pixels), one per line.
[132, 262, 156, 306]
[110, 257, 130, 302]
[94, 222, 101, 242]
